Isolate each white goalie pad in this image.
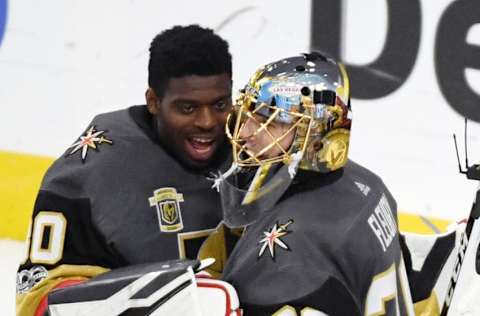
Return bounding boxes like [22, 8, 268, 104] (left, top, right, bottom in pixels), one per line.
[47, 259, 241, 316]
[447, 217, 480, 315]
[400, 223, 463, 311]
[48, 266, 203, 316]
[401, 218, 480, 315]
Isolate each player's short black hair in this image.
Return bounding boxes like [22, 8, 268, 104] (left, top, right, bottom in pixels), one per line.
[148, 24, 232, 99]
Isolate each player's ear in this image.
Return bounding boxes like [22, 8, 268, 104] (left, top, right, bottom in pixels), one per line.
[146, 88, 159, 115]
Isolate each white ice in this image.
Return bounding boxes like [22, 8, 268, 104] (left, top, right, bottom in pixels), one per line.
[1, 240, 27, 316]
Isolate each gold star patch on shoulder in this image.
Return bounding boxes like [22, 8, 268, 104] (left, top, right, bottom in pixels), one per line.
[68, 125, 112, 161]
[258, 219, 293, 259]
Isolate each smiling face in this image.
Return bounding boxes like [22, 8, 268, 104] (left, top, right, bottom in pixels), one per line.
[147, 73, 232, 170]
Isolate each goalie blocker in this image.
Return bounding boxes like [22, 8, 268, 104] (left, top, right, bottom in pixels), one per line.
[46, 259, 241, 316]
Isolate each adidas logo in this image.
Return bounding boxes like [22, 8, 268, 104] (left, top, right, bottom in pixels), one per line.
[355, 181, 370, 196]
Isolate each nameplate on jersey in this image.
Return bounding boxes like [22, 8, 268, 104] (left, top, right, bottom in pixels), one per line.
[149, 187, 184, 233]
[367, 194, 397, 252]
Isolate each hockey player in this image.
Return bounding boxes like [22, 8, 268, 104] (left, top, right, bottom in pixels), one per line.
[206, 53, 415, 315]
[16, 25, 233, 315]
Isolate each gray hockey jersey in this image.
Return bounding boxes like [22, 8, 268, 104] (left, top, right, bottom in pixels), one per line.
[221, 161, 411, 315]
[17, 105, 227, 314]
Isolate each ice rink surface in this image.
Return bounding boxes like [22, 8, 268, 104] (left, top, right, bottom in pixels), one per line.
[1, 240, 26, 315]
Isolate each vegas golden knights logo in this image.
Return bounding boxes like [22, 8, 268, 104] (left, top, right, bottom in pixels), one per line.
[148, 187, 184, 232]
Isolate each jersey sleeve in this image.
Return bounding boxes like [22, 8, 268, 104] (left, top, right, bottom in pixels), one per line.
[16, 188, 125, 315]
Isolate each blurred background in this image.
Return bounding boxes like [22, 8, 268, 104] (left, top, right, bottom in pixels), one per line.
[1, 0, 479, 314]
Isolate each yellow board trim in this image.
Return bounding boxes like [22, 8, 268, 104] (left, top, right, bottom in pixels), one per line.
[398, 212, 452, 234]
[0, 151, 53, 240]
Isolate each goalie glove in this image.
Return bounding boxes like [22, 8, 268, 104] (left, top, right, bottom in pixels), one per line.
[47, 259, 241, 316]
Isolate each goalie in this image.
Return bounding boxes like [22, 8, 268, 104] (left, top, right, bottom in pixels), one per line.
[202, 53, 416, 315]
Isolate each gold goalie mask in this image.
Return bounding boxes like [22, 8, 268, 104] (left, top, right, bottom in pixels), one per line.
[214, 53, 352, 228]
[228, 52, 352, 173]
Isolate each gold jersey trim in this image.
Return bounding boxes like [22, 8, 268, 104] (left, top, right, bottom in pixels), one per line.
[16, 264, 109, 315]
